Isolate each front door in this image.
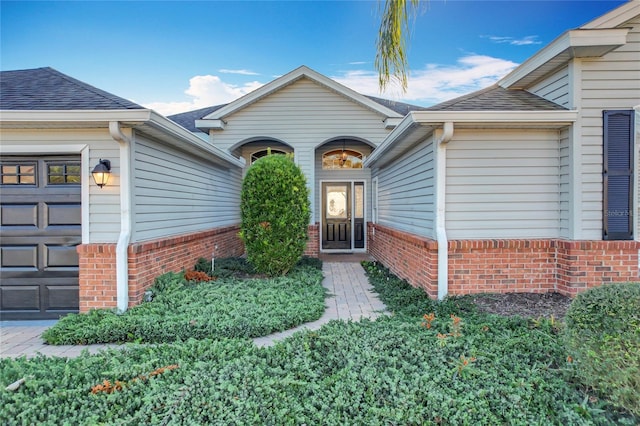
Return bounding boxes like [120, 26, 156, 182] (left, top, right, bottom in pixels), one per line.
[322, 183, 351, 250]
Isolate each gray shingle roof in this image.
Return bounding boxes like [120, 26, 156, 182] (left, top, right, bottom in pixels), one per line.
[167, 105, 227, 133]
[365, 96, 428, 115]
[0, 67, 144, 110]
[426, 84, 567, 111]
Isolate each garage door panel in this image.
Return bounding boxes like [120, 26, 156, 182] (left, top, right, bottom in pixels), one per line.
[46, 245, 79, 268]
[1, 245, 38, 269]
[1, 285, 40, 310]
[46, 285, 80, 311]
[46, 203, 81, 226]
[1, 204, 38, 227]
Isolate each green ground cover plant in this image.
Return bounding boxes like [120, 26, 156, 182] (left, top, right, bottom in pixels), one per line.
[41, 259, 325, 345]
[2, 262, 636, 424]
[565, 282, 640, 416]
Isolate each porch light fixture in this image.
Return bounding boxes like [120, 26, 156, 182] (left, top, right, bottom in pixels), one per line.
[91, 159, 111, 188]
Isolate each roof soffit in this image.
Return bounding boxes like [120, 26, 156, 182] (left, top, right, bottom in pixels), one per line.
[200, 66, 402, 126]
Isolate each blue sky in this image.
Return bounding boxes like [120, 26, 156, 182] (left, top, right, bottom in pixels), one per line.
[1, 0, 628, 115]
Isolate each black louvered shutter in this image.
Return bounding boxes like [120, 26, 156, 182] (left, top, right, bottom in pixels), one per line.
[603, 110, 634, 240]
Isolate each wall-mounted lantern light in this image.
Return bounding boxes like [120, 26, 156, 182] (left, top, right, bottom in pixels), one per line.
[91, 159, 111, 188]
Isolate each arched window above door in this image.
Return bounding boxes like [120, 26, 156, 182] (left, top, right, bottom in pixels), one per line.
[251, 149, 287, 164]
[322, 149, 363, 169]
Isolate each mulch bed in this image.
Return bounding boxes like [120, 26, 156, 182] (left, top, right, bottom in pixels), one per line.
[470, 292, 572, 321]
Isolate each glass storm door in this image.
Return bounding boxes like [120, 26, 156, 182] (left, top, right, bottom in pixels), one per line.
[322, 181, 365, 251]
[323, 183, 351, 250]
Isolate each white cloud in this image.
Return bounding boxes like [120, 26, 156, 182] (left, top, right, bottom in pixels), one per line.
[218, 69, 260, 76]
[484, 35, 541, 46]
[333, 54, 518, 106]
[144, 74, 263, 115]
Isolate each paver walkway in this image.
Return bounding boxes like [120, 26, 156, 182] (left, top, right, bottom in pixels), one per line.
[1, 262, 387, 358]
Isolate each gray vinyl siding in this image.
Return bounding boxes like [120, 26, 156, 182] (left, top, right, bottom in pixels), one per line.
[577, 16, 640, 240]
[446, 129, 561, 239]
[315, 140, 373, 223]
[559, 127, 571, 238]
[132, 134, 241, 242]
[528, 66, 570, 107]
[374, 135, 436, 238]
[0, 128, 121, 243]
[209, 77, 392, 220]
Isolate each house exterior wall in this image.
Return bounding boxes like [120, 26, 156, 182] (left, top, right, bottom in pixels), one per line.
[209, 77, 392, 225]
[559, 127, 572, 238]
[76, 130, 245, 312]
[528, 66, 570, 108]
[131, 132, 242, 242]
[445, 129, 562, 239]
[375, 135, 436, 238]
[576, 15, 640, 240]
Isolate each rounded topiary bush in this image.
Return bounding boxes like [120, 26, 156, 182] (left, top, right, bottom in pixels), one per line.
[565, 282, 640, 416]
[240, 152, 310, 276]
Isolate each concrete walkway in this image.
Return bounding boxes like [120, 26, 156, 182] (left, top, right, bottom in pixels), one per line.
[1, 262, 387, 358]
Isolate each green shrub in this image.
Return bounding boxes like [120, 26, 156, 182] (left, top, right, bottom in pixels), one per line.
[240, 152, 310, 276]
[565, 282, 640, 417]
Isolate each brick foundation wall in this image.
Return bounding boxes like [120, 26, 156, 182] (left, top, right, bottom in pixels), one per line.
[368, 223, 640, 298]
[368, 223, 439, 297]
[556, 240, 640, 296]
[304, 223, 320, 258]
[448, 239, 556, 295]
[77, 225, 244, 311]
[77, 244, 117, 311]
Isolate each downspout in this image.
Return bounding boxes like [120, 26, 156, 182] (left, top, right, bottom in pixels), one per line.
[109, 121, 132, 313]
[436, 122, 454, 300]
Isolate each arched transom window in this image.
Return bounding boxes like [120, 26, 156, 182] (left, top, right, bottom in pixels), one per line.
[251, 149, 287, 164]
[322, 149, 363, 169]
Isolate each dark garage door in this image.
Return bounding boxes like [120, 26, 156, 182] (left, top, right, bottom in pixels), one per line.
[1, 156, 81, 320]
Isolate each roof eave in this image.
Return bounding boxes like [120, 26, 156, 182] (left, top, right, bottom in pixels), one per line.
[365, 110, 578, 168]
[0, 109, 245, 169]
[499, 28, 629, 89]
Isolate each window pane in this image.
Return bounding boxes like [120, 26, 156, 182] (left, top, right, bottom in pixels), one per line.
[1, 162, 36, 185]
[355, 184, 364, 219]
[47, 162, 81, 185]
[20, 175, 35, 184]
[322, 150, 363, 169]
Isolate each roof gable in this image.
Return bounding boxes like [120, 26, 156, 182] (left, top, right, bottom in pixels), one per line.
[0, 67, 144, 110]
[200, 66, 403, 124]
